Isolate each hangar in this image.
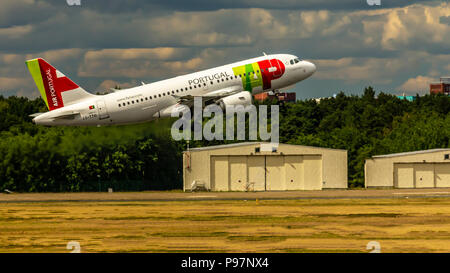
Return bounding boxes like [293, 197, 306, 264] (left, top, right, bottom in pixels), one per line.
[365, 149, 450, 188]
[183, 142, 348, 191]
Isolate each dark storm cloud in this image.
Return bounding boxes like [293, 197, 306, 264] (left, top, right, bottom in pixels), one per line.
[0, 0, 54, 28]
[53, 0, 439, 12]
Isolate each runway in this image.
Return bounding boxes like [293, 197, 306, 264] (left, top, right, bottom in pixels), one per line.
[1, 188, 450, 203]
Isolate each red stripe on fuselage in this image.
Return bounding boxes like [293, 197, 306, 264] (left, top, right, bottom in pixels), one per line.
[257, 59, 286, 90]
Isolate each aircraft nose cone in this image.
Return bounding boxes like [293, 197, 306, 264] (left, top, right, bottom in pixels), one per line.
[306, 61, 316, 75]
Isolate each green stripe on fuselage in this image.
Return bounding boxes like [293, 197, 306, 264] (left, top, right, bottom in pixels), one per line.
[26, 59, 49, 109]
[233, 62, 263, 92]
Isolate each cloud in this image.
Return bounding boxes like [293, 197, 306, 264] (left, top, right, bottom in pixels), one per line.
[0, 0, 54, 27]
[380, 3, 450, 51]
[78, 47, 231, 79]
[397, 75, 436, 95]
[313, 57, 410, 84]
[0, 25, 33, 39]
[0, 76, 38, 98]
[0, 1, 449, 99]
[96, 79, 138, 93]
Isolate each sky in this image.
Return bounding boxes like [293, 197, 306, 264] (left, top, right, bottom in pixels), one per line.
[0, 0, 449, 100]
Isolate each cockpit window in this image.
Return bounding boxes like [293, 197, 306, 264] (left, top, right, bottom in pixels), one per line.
[290, 58, 301, 65]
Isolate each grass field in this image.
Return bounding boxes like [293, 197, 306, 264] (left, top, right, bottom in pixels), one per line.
[1, 197, 450, 253]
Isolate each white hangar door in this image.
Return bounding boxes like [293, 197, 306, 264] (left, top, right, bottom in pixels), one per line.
[285, 155, 304, 190]
[266, 156, 286, 190]
[394, 164, 415, 188]
[247, 156, 265, 191]
[211, 156, 229, 191]
[395, 163, 450, 188]
[211, 154, 324, 191]
[435, 163, 450, 188]
[303, 155, 322, 190]
[229, 156, 247, 191]
[414, 164, 434, 188]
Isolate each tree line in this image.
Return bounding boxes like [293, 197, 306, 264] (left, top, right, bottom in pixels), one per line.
[0, 87, 448, 192]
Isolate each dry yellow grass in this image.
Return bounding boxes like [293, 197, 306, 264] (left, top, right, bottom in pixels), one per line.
[1, 198, 450, 253]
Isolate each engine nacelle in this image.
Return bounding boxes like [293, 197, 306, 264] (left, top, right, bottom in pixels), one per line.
[217, 91, 253, 111]
[154, 103, 189, 118]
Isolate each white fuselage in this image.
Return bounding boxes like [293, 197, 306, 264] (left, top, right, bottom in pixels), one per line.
[33, 54, 316, 126]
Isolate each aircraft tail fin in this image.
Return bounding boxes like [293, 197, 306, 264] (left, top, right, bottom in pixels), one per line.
[26, 58, 96, 111]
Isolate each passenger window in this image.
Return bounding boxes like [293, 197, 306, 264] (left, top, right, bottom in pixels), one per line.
[123, 103, 126, 106]
[210, 81, 213, 85]
[118, 104, 121, 107]
[132, 101, 135, 104]
[127, 102, 130, 105]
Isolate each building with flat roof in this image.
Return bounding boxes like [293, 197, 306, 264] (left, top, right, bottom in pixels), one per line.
[254, 92, 296, 103]
[365, 149, 450, 188]
[430, 77, 450, 95]
[183, 142, 347, 192]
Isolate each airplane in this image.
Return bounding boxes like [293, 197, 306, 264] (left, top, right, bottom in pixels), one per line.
[26, 53, 316, 126]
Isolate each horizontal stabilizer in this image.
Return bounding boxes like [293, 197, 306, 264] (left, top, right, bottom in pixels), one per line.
[51, 112, 80, 120]
[29, 113, 45, 118]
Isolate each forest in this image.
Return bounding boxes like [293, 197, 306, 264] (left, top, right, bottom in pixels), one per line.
[0, 87, 449, 192]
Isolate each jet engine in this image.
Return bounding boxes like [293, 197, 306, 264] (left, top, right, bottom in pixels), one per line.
[217, 91, 252, 111]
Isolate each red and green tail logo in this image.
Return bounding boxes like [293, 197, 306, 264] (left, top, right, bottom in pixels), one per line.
[26, 58, 79, 111]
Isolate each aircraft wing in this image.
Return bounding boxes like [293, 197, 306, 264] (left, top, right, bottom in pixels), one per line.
[172, 85, 244, 106]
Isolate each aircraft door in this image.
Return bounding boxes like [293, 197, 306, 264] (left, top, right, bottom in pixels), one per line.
[96, 100, 110, 120]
